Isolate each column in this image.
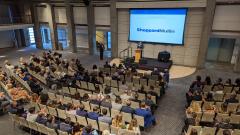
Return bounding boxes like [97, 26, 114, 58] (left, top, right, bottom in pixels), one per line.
[48, 4, 59, 50]
[31, 4, 43, 49]
[87, 1, 96, 55]
[110, 0, 118, 58]
[65, 1, 77, 53]
[197, 0, 216, 68]
[234, 39, 240, 72]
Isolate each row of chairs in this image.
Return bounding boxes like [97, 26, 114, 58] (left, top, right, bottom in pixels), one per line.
[45, 92, 145, 124]
[32, 102, 143, 134]
[191, 101, 240, 114]
[203, 85, 239, 94]
[61, 85, 158, 104]
[202, 92, 240, 102]
[8, 113, 59, 135]
[99, 67, 160, 81]
[187, 125, 240, 135]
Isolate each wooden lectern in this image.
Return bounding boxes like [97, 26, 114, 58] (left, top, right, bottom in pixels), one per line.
[135, 49, 142, 63]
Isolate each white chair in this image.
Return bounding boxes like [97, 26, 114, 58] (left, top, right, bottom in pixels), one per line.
[202, 127, 216, 135]
[140, 78, 147, 86]
[69, 87, 77, 95]
[48, 92, 56, 100]
[111, 109, 120, 118]
[110, 125, 119, 135]
[58, 130, 69, 135]
[37, 123, 48, 135]
[19, 117, 29, 128]
[230, 114, 240, 124]
[133, 115, 144, 127]
[111, 80, 118, 88]
[56, 94, 64, 101]
[80, 81, 88, 89]
[62, 87, 70, 95]
[66, 113, 77, 123]
[63, 96, 73, 104]
[72, 99, 81, 106]
[28, 121, 38, 133]
[57, 109, 67, 119]
[76, 115, 88, 126]
[98, 121, 110, 132]
[47, 127, 58, 135]
[81, 101, 91, 112]
[87, 118, 99, 130]
[233, 129, 240, 135]
[122, 112, 132, 123]
[187, 126, 202, 135]
[104, 78, 111, 86]
[88, 83, 96, 91]
[47, 106, 58, 117]
[201, 112, 214, 123]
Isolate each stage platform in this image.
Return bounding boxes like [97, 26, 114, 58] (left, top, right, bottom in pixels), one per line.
[137, 58, 172, 71]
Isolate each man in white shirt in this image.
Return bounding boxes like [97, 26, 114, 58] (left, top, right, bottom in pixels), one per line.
[26, 107, 38, 122]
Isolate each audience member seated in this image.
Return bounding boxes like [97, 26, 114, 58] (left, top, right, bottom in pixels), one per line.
[27, 76, 43, 95]
[104, 61, 111, 68]
[183, 113, 199, 132]
[26, 107, 38, 122]
[135, 102, 156, 128]
[8, 101, 25, 116]
[224, 79, 232, 86]
[225, 94, 239, 103]
[216, 102, 228, 114]
[143, 95, 157, 111]
[76, 104, 87, 117]
[121, 100, 134, 114]
[112, 114, 123, 128]
[0, 92, 11, 112]
[101, 95, 112, 108]
[120, 90, 133, 101]
[192, 91, 202, 101]
[190, 75, 202, 91]
[82, 124, 98, 135]
[204, 76, 212, 85]
[36, 112, 48, 125]
[66, 103, 77, 115]
[223, 129, 232, 135]
[185, 102, 201, 118]
[204, 92, 214, 102]
[59, 117, 73, 133]
[216, 118, 233, 130]
[213, 78, 224, 91]
[111, 96, 123, 110]
[39, 93, 49, 105]
[46, 115, 58, 129]
[126, 118, 141, 135]
[98, 108, 112, 124]
[87, 106, 100, 120]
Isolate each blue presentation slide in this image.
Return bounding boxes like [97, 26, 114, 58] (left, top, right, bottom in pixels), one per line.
[129, 9, 187, 45]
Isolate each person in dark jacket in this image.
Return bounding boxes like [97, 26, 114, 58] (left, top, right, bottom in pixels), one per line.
[121, 100, 134, 114]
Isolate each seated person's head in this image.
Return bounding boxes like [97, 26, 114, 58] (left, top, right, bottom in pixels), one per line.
[190, 128, 198, 135]
[223, 129, 231, 135]
[230, 94, 236, 99]
[93, 106, 99, 113]
[196, 75, 201, 82]
[126, 100, 131, 106]
[85, 124, 93, 134]
[28, 107, 36, 114]
[115, 96, 122, 104]
[65, 117, 71, 124]
[79, 103, 85, 110]
[140, 102, 146, 109]
[102, 108, 108, 116]
[150, 85, 154, 90]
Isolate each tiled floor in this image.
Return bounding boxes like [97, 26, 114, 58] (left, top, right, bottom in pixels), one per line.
[0, 46, 239, 135]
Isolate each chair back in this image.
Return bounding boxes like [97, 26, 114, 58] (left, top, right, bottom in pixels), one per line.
[57, 109, 67, 119]
[133, 115, 144, 127]
[87, 118, 99, 130]
[76, 115, 88, 126]
[99, 121, 110, 132]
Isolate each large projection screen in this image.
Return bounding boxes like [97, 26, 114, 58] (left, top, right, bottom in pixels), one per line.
[129, 9, 188, 45]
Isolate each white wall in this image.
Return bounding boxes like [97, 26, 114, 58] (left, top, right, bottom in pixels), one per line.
[212, 5, 240, 31]
[0, 31, 15, 48]
[54, 7, 67, 23]
[75, 26, 88, 48]
[117, 8, 204, 66]
[73, 7, 87, 24]
[94, 7, 110, 26]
